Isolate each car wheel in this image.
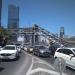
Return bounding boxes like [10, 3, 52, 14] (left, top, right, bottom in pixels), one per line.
[16, 53, 19, 59]
[54, 57, 57, 59]
[33, 52, 35, 55]
[0, 59, 2, 64]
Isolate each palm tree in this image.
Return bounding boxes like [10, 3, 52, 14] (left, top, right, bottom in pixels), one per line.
[0, 26, 9, 46]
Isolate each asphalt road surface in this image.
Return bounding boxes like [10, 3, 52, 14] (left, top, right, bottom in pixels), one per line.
[0, 51, 32, 75]
[39, 56, 75, 75]
[0, 50, 75, 75]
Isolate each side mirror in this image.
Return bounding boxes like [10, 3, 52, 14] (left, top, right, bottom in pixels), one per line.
[70, 54, 74, 60]
[69, 54, 74, 57]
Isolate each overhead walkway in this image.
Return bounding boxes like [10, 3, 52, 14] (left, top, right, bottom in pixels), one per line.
[33, 25, 69, 47]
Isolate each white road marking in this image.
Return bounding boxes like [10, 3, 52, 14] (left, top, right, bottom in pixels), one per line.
[33, 58, 55, 69]
[27, 67, 66, 75]
[24, 51, 66, 75]
[24, 51, 55, 69]
[26, 57, 34, 75]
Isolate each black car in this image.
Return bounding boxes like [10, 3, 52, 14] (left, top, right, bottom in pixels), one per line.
[33, 46, 51, 57]
[49, 43, 62, 56]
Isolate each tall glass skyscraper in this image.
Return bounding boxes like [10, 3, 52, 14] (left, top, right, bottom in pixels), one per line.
[8, 4, 19, 29]
[60, 27, 65, 38]
[0, 0, 2, 27]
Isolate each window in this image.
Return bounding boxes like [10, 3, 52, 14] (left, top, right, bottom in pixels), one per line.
[57, 49, 64, 53]
[73, 49, 75, 52]
[63, 49, 73, 55]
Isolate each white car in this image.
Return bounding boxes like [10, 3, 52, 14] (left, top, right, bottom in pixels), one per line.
[17, 46, 21, 53]
[0, 45, 19, 59]
[24, 46, 28, 51]
[54, 47, 75, 69]
[16, 44, 21, 53]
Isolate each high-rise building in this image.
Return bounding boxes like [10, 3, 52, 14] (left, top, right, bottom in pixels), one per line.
[0, 0, 2, 27]
[8, 4, 19, 29]
[60, 27, 65, 38]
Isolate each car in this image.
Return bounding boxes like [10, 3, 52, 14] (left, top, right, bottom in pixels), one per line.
[54, 47, 75, 70]
[33, 46, 51, 57]
[27, 46, 34, 53]
[15, 43, 21, 53]
[0, 46, 3, 50]
[24, 46, 29, 51]
[49, 43, 62, 56]
[0, 45, 19, 60]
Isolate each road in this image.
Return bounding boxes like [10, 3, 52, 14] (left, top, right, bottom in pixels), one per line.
[0, 51, 32, 75]
[0, 50, 75, 75]
[39, 57, 75, 75]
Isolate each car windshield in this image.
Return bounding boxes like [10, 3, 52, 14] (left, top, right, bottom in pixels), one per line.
[3, 46, 15, 50]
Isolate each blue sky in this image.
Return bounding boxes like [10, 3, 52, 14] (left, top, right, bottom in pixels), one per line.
[1, 0, 75, 37]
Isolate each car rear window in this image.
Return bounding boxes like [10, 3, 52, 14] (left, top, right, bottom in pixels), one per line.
[39, 46, 45, 49]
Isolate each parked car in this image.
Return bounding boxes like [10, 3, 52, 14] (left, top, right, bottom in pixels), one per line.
[0, 45, 19, 60]
[33, 46, 51, 57]
[54, 47, 75, 70]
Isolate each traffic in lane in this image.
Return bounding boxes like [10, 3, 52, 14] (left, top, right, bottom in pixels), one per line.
[0, 51, 32, 75]
[0, 47, 75, 75]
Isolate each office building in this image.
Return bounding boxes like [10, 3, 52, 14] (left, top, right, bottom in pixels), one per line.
[0, 0, 2, 27]
[60, 27, 65, 38]
[8, 4, 19, 29]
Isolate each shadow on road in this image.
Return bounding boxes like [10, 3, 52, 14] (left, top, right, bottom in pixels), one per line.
[0, 67, 4, 72]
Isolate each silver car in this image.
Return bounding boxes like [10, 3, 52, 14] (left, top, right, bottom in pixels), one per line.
[33, 46, 51, 57]
[0, 45, 19, 60]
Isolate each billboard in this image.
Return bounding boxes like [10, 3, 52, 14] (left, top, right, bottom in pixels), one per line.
[17, 35, 24, 42]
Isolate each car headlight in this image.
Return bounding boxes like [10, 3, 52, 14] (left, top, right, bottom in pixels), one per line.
[30, 48, 33, 51]
[40, 50, 44, 53]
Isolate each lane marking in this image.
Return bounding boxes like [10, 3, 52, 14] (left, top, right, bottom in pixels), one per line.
[26, 57, 34, 75]
[25, 52, 55, 70]
[27, 67, 66, 75]
[23, 51, 66, 75]
[33, 61, 54, 69]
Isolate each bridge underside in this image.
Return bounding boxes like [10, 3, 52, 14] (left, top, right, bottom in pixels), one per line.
[7, 25, 69, 47]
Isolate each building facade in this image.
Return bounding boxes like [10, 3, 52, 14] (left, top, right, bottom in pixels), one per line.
[60, 27, 65, 38]
[0, 0, 2, 27]
[7, 26, 40, 46]
[8, 4, 19, 29]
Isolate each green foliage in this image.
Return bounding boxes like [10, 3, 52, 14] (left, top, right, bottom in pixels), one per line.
[0, 26, 9, 46]
[0, 27, 8, 38]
